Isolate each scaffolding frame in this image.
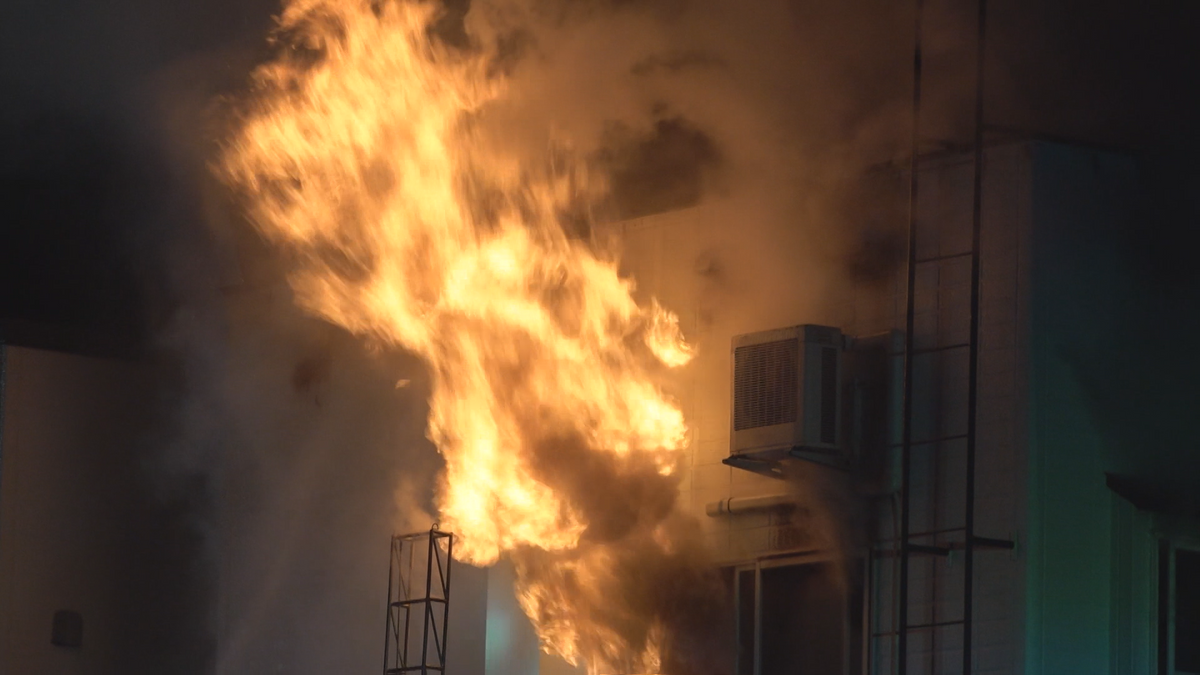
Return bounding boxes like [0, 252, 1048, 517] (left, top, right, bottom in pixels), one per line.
[383, 527, 454, 675]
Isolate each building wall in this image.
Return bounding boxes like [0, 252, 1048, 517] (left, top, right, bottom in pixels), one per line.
[1025, 142, 1157, 675]
[0, 345, 152, 675]
[483, 560, 543, 675]
[609, 202, 851, 566]
[873, 140, 1195, 675]
[607, 142, 1039, 674]
[206, 285, 489, 675]
[863, 143, 1032, 675]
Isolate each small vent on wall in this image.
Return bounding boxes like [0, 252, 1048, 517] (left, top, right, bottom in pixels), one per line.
[51, 610, 82, 649]
[733, 339, 799, 431]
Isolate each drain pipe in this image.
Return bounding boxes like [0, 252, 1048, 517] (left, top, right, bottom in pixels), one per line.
[704, 494, 795, 517]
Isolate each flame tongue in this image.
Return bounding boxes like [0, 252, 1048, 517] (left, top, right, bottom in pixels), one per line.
[221, 0, 698, 671]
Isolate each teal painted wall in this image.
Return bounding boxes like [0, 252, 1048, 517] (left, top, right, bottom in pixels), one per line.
[1025, 142, 1200, 675]
[1026, 143, 1139, 675]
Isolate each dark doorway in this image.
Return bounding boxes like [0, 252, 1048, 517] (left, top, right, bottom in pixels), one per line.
[760, 563, 846, 675]
[732, 560, 856, 675]
[1176, 548, 1200, 674]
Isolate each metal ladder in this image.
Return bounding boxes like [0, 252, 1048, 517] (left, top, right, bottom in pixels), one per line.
[870, 0, 1015, 673]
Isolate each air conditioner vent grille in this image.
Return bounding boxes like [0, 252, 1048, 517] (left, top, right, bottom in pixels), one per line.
[819, 346, 838, 444]
[733, 339, 799, 431]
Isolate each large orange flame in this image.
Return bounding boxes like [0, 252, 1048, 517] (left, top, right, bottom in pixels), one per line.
[220, 1, 697, 671]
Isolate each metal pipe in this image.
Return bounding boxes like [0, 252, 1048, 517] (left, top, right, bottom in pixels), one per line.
[734, 569, 743, 675]
[863, 549, 873, 675]
[705, 494, 795, 517]
[898, 0, 925, 673]
[421, 529, 434, 673]
[753, 562, 763, 675]
[963, 1, 989, 673]
[404, 540, 414, 668]
[1158, 539, 1171, 675]
[383, 539, 395, 674]
[441, 533, 453, 666]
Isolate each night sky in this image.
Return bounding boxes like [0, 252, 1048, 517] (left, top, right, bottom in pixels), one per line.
[2, 0, 1199, 343]
[1, 0, 275, 343]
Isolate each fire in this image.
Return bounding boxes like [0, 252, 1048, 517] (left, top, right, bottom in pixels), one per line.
[219, 0, 696, 671]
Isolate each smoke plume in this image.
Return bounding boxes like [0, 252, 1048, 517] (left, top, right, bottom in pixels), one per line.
[146, 1, 980, 673]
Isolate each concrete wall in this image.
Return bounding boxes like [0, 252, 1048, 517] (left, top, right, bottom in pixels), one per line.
[1024, 142, 1161, 675]
[609, 202, 850, 566]
[483, 561, 540, 675]
[0, 333, 494, 675]
[867, 139, 1197, 675]
[607, 142, 1039, 674]
[206, 285, 490, 675]
[477, 560, 582, 675]
[0, 345, 153, 675]
[864, 143, 1032, 675]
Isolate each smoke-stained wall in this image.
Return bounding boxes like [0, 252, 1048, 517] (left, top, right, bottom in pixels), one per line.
[163, 280, 496, 675]
[604, 203, 854, 564]
[606, 140, 1045, 673]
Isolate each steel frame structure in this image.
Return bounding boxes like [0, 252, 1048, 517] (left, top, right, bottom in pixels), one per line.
[383, 527, 454, 675]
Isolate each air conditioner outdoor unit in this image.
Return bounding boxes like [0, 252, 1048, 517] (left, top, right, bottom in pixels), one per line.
[729, 324, 844, 467]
